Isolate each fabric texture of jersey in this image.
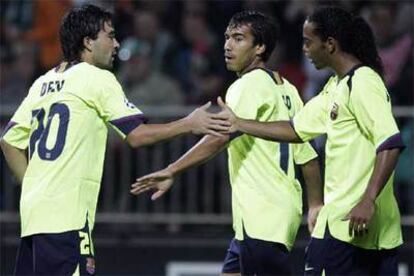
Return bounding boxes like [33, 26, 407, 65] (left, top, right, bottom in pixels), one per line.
[2, 62, 146, 237]
[226, 68, 318, 250]
[293, 66, 404, 249]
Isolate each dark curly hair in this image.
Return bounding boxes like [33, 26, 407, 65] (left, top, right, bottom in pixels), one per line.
[307, 6, 384, 78]
[228, 11, 279, 62]
[59, 4, 112, 62]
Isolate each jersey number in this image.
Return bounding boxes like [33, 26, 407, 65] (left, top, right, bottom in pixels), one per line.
[79, 231, 91, 255]
[282, 95, 291, 110]
[29, 103, 70, 160]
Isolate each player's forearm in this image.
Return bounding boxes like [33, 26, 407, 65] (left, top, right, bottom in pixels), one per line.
[167, 135, 229, 175]
[361, 148, 401, 203]
[0, 139, 28, 184]
[301, 158, 324, 207]
[127, 118, 191, 148]
[234, 119, 302, 143]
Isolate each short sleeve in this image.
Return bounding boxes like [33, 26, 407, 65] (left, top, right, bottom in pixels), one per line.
[2, 86, 35, 149]
[92, 71, 147, 137]
[349, 72, 404, 152]
[285, 83, 318, 164]
[293, 142, 318, 165]
[292, 91, 329, 142]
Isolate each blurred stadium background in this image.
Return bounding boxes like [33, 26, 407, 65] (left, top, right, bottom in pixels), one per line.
[0, 0, 413, 275]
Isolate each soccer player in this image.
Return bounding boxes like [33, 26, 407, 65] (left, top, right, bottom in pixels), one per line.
[0, 5, 229, 275]
[217, 7, 405, 275]
[131, 11, 323, 275]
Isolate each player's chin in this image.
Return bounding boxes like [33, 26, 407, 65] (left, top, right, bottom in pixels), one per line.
[225, 63, 238, 72]
[313, 62, 324, 70]
[102, 61, 114, 70]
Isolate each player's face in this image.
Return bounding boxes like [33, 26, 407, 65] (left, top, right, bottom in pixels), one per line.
[302, 20, 330, 70]
[224, 24, 261, 74]
[91, 21, 119, 69]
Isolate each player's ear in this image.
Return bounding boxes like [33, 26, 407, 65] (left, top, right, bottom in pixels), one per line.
[256, 44, 266, 56]
[326, 37, 336, 54]
[83, 37, 93, 52]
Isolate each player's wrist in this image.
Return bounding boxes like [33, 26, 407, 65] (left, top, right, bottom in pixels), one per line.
[361, 188, 378, 204]
[361, 195, 376, 205]
[166, 164, 179, 176]
[179, 116, 193, 134]
[232, 117, 241, 132]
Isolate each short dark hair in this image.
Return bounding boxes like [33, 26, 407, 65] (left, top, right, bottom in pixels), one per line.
[59, 4, 113, 62]
[307, 6, 383, 78]
[228, 11, 279, 62]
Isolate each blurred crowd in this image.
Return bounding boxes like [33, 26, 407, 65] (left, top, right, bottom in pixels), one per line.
[0, 0, 413, 213]
[1, 0, 412, 108]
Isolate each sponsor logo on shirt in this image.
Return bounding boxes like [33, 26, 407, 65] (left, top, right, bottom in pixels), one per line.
[330, 102, 339, 120]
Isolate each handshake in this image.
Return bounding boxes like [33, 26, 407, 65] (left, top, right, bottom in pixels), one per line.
[185, 96, 238, 137]
[130, 96, 240, 200]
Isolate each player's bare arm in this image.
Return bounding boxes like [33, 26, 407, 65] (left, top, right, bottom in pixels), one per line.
[0, 139, 28, 184]
[126, 102, 230, 148]
[343, 148, 401, 237]
[131, 134, 229, 199]
[217, 96, 302, 143]
[300, 158, 324, 234]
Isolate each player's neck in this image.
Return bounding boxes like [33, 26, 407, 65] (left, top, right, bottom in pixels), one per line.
[238, 59, 265, 77]
[331, 53, 361, 79]
[80, 51, 94, 67]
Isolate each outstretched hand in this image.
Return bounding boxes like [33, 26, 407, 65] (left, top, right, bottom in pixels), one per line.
[186, 101, 231, 136]
[130, 168, 174, 200]
[216, 97, 238, 133]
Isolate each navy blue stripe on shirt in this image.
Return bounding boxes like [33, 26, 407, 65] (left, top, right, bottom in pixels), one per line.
[1, 121, 17, 137]
[345, 64, 363, 92]
[376, 133, 405, 153]
[110, 114, 148, 135]
[280, 143, 289, 173]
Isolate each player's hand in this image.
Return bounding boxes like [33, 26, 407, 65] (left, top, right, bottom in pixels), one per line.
[186, 101, 231, 136]
[307, 204, 323, 234]
[130, 168, 174, 200]
[342, 198, 375, 237]
[217, 96, 238, 133]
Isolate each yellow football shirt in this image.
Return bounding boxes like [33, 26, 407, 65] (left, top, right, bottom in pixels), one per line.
[293, 65, 404, 249]
[2, 62, 146, 237]
[226, 68, 318, 250]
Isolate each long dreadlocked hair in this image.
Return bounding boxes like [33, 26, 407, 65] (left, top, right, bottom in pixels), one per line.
[307, 6, 384, 78]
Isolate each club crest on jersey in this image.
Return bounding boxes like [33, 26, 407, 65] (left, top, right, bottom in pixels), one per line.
[86, 257, 95, 275]
[330, 102, 339, 120]
[124, 98, 136, 109]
